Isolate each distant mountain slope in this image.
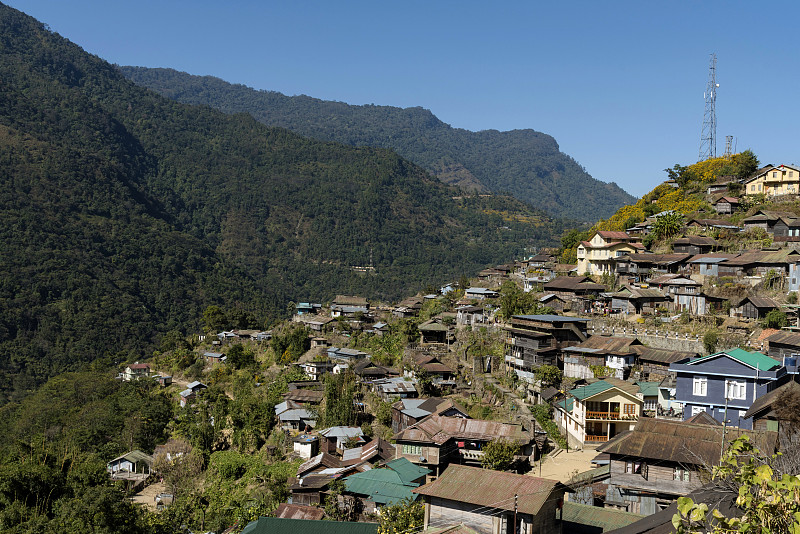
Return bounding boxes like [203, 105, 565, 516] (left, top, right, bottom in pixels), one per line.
[0, 3, 563, 401]
[119, 67, 636, 222]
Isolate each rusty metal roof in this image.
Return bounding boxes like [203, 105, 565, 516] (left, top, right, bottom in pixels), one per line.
[413, 464, 561, 515]
[577, 335, 640, 352]
[630, 346, 697, 364]
[765, 330, 800, 347]
[744, 380, 800, 419]
[597, 418, 777, 466]
[274, 503, 325, 521]
[394, 415, 529, 445]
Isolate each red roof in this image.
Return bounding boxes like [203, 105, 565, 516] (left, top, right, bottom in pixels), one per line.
[128, 363, 150, 369]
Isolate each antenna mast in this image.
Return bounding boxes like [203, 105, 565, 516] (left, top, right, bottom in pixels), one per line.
[723, 135, 733, 158]
[699, 53, 718, 161]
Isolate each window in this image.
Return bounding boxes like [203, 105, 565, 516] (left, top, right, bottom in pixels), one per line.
[773, 172, 778, 178]
[402, 444, 422, 456]
[693, 376, 708, 396]
[725, 380, 747, 400]
[623, 404, 636, 415]
[691, 405, 704, 416]
[625, 461, 642, 474]
[751, 185, 755, 192]
[674, 467, 690, 482]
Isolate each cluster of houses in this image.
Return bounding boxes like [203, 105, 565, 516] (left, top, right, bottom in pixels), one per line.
[520, 225, 800, 320]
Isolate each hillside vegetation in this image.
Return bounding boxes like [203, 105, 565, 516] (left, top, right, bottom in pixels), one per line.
[119, 66, 636, 222]
[0, 3, 563, 402]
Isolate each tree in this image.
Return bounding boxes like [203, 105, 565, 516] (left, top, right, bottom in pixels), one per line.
[481, 439, 520, 471]
[762, 310, 788, 329]
[203, 305, 228, 332]
[731, 149, 759, 180]
[702, 330, 718, 354]
[671, 436, 800, 534]
[533, 365, 562, 388]
[226, 344, 255, 369]
[664, 164, 696, 187]
[651, 211, 684, 240]
[378, 498, 425, 534]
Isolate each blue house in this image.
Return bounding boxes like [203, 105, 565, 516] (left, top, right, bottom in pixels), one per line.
[670, 348, 788, 429]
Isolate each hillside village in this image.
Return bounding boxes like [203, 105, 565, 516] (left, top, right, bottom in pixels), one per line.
[100, 159, 800, 534]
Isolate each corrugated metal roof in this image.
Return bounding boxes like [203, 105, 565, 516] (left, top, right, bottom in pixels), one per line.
[577, 335, 639, 352]
[394, 415, 529, 445]
[385, 458, 430, 483]
[765, 330, 800, 346]
[562, 501, 644, 531]
[297, 452, 340, 476]
[688, 348, 781, 371]
[413, 465, 561, 515]
[597, 418, 777, 465]
[274, 503, 325, 521]
[630, 346, 696, 364]
[744, 380, 800, 419]
[512, 314, 590, 322]
[569, 378, 640, 401]
[636, 381, 660, 397]
[241, 517, 377, 534]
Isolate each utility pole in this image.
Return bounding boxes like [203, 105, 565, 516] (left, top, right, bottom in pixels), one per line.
[699, 53, 718, 161]
[514, 494, 518, 534]
[721, 396, 729, 460]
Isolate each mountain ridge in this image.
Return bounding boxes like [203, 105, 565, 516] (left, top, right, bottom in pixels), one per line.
[119, 66, 636, 221]
[0, 2, 563, 401]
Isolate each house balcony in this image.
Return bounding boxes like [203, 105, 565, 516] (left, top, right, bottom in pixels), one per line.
[586, 411, 638, 421]
[458, 449, 485, 461]
[585, 434, 609, 443]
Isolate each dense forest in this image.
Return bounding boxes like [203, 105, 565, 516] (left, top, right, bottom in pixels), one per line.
[119, 67, 636, 222]
[0, 3, 570, 401]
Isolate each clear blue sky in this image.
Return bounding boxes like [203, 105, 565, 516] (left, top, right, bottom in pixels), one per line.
[7, 1, 800, 198]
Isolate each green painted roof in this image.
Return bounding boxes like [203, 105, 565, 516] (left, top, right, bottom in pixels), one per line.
[636, 381, 660, 397]
[385, 457, 431, 484]
[345, 474, 419, 505]
[570, 381, 614, 400]
[556, 397, 574, 412]
[241, 517, 377, 534]
[562, 501, 644, 531]
[690, 348, 781, 371]
[344, 458, 429, 505]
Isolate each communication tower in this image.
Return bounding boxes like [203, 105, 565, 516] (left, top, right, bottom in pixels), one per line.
[699, 54, 718, 161]
[723, 135, 733, 158]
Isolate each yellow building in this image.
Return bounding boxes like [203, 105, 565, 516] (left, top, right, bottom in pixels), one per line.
[576, 231, 644, 275]
[555, 378, 643, 448]
[744, 164, 800, 198]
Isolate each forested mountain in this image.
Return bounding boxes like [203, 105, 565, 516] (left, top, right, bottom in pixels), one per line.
[120, 67, 636, 222]
[0, 3, 564, 402]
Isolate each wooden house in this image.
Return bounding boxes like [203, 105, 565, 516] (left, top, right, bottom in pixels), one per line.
[561, 335, 642, 380]
[610, 286, 669, 315]
[598, 418, 778, 515]
[413, 465, 568, 534]
[391, 397, 469, 433]
[730, 296, 779, 320]
[393, 415, 533, 477]
[330, 295, 369, 318]
[743, 380, 800, 432]
[712, 196, 740, 214]
[505, 314, 589, 383]
[671, 236, 718, 255]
